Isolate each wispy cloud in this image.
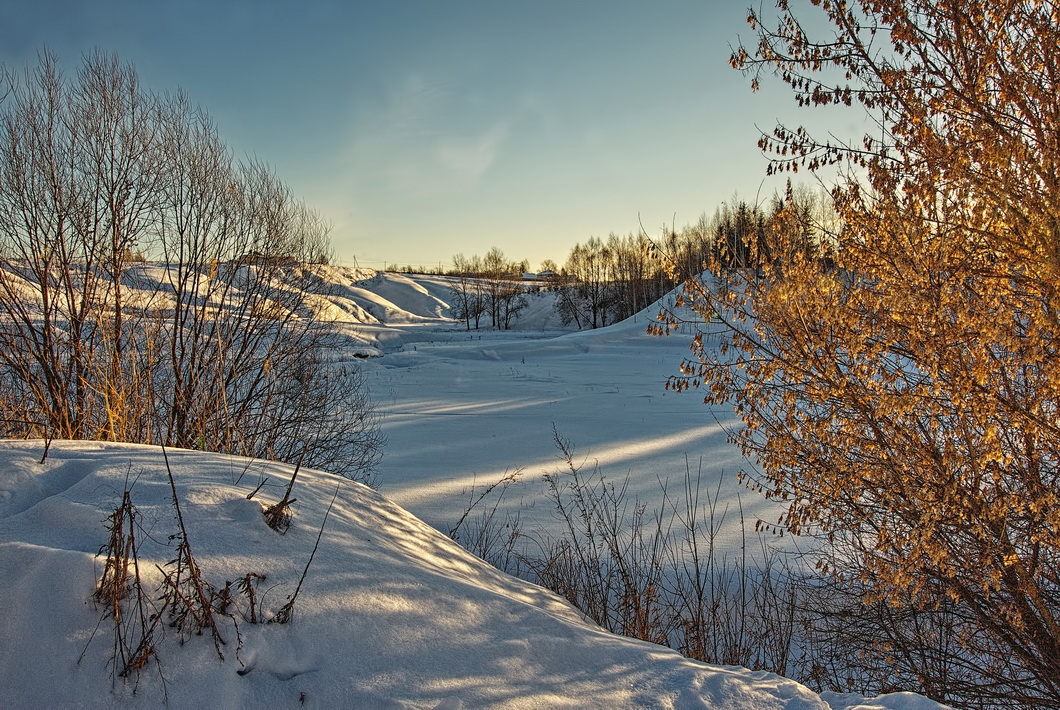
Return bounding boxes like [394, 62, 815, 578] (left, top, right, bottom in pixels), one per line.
[380, 74, 449, 140]
[347, 74, 510, 198]
[436, 122, 508, 183]
[518, 91, 559, 133]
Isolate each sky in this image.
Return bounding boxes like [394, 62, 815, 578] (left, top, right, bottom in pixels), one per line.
[0, 1, 816, 271]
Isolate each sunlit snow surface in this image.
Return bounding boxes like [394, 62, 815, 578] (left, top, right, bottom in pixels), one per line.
[0, 269, 950, 708]
[353, 273, 756, 539]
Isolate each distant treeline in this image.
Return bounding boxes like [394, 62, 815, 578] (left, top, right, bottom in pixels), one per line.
[445, 184, 837, 330]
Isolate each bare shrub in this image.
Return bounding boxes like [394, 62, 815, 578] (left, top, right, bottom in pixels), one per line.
[157, 449, 225, 658]
[87, 451, 334, 696]
[89, 484, 166, 695]
[264, 449, 306, 533]
[0, 50, 382, 483]
[662, 460, 798, 673]
[521, 428, 674, 645]
[449, 429, 801, 673]
[447, 468, 524, 570]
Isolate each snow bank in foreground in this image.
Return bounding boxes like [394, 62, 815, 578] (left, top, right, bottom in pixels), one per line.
[0, 440, 949, 709]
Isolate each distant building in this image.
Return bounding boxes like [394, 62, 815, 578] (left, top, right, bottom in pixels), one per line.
[521, 270, 558, 282]
[233, 251, 298, 267]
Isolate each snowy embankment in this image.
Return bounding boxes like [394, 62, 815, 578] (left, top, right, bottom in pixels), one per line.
[0, 269, 949, 708]
[0, 441, 941, 709]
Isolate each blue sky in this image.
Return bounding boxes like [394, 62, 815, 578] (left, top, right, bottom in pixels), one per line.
[0, 1, 809, 271]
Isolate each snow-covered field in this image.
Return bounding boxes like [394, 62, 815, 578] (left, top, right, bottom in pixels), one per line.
[0, 269, 949, 708]
[355, 274, 756, 538]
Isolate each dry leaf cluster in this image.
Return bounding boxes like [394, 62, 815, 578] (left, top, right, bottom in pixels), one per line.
[658, 2, 1060, 705]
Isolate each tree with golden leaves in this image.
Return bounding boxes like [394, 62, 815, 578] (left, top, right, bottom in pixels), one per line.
[657, 1, 1060, 705]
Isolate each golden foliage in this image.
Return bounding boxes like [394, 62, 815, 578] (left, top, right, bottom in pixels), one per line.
[663, 1, 1060, 703]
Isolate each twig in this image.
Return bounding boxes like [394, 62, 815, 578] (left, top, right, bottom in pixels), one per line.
[271, 483, 339, 624]
[246, 477, 268, 500]
[39, 432, 52, 464]
[263, 445, 310, 532]
[161, 446, 226, 658]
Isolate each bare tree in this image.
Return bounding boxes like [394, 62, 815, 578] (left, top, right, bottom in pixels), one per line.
[559, 237, 614, 329]
[0, 51, 382, 482]
[455, 247, 527, 331]
[446, 253, 486, 330]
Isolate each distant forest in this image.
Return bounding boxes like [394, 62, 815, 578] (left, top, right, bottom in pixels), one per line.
[433, 184, 837, 330]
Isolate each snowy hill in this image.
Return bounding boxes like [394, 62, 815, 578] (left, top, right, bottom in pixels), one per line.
[0, 269, 949, 708]
[0, 441, 942, 709]
[296, 267, 573, 356]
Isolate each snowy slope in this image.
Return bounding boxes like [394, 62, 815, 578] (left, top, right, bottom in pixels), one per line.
[0, 269, 950, 708]
[0, 439, 910, 709]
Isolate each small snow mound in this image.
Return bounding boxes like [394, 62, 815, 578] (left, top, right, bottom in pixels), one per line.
[821, 691, 955, 710]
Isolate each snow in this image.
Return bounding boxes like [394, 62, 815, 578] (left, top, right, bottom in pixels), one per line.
[821, 693, 959, 710]
[359, 276, 756, 549]
[0, 269, 950, 709]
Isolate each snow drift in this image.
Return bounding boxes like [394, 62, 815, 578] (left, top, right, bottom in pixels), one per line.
[0, 439, 860, 709]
